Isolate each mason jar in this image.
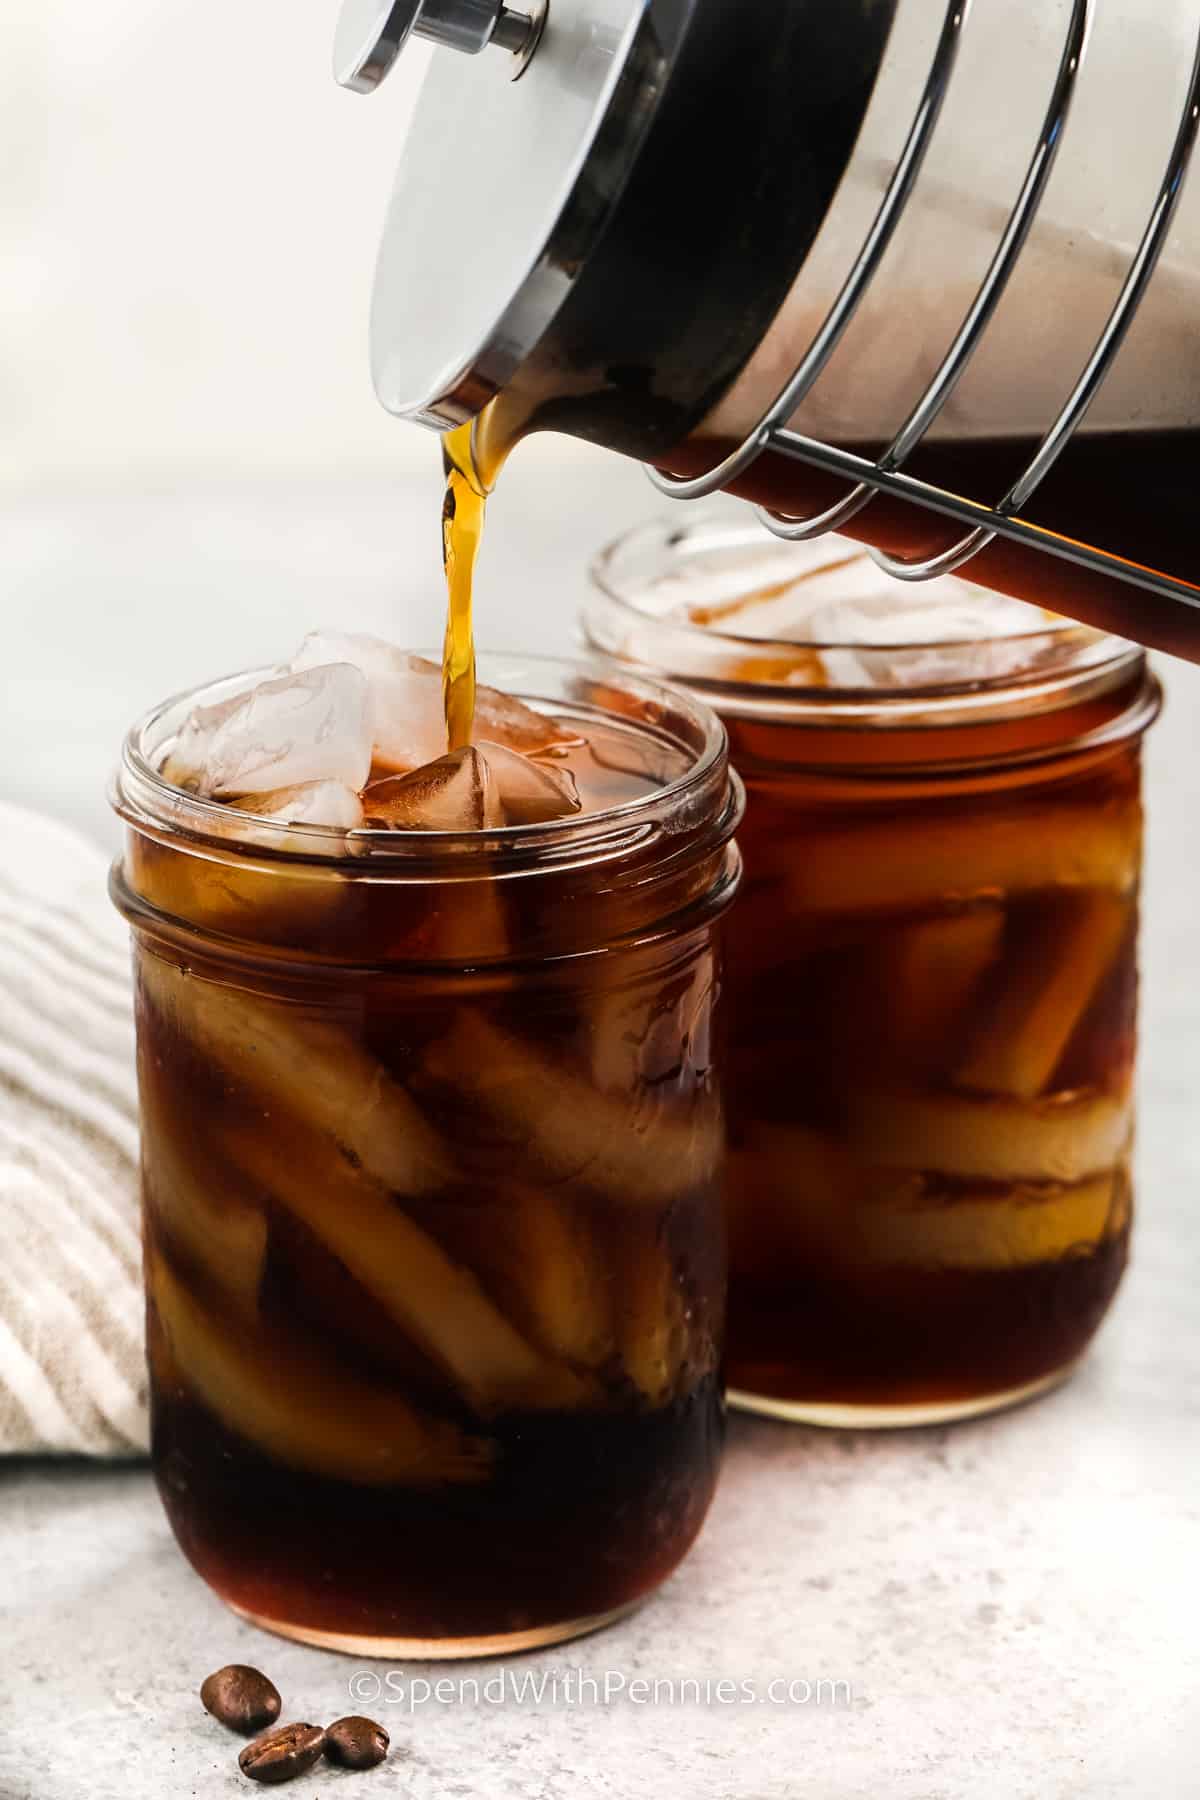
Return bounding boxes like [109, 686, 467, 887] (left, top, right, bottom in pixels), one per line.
[587, 518, 1161, 1427]
[111, 654, 742, 1656]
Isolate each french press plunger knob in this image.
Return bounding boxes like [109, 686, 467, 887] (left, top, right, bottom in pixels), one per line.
[334, 0, 546, 91]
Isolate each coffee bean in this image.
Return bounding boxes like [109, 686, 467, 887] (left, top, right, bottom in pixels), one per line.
[238, 1723, 326, 1785]
[324, 1716, 390, 1770]
[200, 1666, 282, 1736]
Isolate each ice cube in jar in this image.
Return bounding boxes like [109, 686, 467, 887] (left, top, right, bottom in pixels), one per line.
[160, 632, 620, 836]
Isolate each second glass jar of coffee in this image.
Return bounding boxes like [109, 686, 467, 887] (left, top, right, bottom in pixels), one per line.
[589, 518, 1161, 1427]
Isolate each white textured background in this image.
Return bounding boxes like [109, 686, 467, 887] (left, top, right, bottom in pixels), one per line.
[1, 0, 434, 487]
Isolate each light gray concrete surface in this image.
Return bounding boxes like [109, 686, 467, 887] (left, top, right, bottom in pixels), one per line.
[1, 459, 1198, 1798]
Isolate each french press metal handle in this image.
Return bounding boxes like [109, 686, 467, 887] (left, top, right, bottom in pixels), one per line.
[334, 0, 546, 91]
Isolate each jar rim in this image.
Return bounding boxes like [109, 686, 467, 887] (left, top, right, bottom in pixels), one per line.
[112, 651, 737, 873]
[586, 515, 1146, 729]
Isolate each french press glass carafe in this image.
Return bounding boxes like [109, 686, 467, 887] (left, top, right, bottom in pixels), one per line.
[335, 0, 1200, 660]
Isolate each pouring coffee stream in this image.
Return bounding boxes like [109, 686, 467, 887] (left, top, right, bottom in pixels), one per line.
[440, 410, 521, 749]
[440, 423, 485, 751]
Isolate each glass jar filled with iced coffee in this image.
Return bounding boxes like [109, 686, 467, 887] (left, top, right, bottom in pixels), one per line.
[588, 517, 1161, 1428]
[111, 642, 741, 1656]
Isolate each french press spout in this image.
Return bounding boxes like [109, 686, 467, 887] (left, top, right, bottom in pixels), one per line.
[335, 0, 1200, 662]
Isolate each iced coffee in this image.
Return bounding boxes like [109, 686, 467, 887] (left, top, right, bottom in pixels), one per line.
[112, 642, 741, 1653]
[588, 518, 1160, 1425]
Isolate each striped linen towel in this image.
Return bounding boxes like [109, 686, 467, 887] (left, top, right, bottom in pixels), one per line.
[0, 802, 147, 1456]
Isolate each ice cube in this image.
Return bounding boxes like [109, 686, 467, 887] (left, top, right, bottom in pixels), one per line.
[266, 1202, 464, 1403]
[362, 748, 504, 831]
[409, 1186, 614, 1374]
[470, 680, 583, 756]
[223, 1117, 595, 1414]
[140, 1073, 268, 1314]
[854, 1169, 1125, 1271]
[478, 741, 581, 826]
[954, 892, 1131, 1100]
[291, 633, 581, 770]
[681, 541, 865, 631]
[166, 664, 372, 799]
[292, 629, 411, 678]
[779, 798, 1141, 914]
[420, 1011, 723, 1204]
[590, 970, 712, 1094]
[664, 535, 1068, 686]
[291, 632, 447, 774]
[870, 906, 1006, 1074]
[162, 688, 257, 790]
[232, 781, 364, 830]
[812, 586, 1061, 689]
[139, 956, 455, 1197]
[147, 1248, 495, 1485]
[129, 831, 353, 947]
[610, 1224, 689, 1406]
[847, 1086, 1133, 1184]
[808, 583, 1050, 648]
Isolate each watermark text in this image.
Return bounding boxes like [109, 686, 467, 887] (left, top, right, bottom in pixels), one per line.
[348, 1668, 854, 1714]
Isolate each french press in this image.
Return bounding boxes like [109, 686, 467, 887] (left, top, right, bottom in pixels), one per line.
[333, 0, 1200, 660]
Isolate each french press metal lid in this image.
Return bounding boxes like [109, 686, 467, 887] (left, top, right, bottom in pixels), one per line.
[335, 0, 894, 455]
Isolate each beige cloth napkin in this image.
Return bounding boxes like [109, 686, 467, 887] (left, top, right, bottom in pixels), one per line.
[0, 802, 147, 1455]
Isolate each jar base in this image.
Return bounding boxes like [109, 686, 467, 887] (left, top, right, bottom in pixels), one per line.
[227, 1598, 643, 1662]
[727, 1360, 1081, 1429]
